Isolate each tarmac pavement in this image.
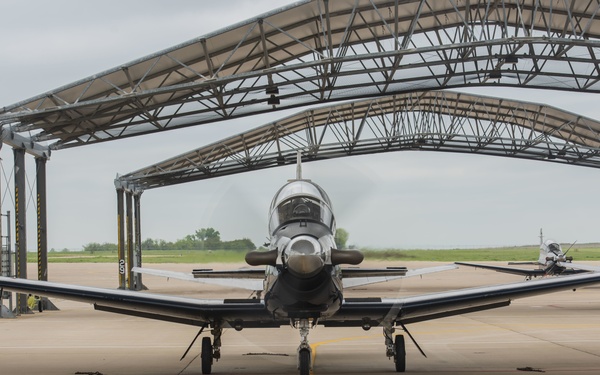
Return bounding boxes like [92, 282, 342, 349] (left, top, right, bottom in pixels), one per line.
[1, 262, 600, 375]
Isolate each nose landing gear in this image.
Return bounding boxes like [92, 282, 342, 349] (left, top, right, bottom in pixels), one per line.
[293, 318, 315, 375]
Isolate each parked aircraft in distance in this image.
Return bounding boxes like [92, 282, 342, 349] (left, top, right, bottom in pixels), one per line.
[3, 163, 600, 374]
[456, 230, 600, 279]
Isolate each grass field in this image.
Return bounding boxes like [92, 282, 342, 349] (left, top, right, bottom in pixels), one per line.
[26, 244, 600, 263]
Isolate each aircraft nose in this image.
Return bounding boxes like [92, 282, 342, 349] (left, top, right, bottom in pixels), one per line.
[285, 236, 324, 278]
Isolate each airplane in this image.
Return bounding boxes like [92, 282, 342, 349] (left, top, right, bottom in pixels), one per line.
[456, 230, 600, 279]
[3, 163, 600, 374]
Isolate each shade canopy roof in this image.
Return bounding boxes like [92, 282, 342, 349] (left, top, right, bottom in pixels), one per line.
[2, 0, 600, 156]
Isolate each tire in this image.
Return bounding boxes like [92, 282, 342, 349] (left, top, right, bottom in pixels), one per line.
[394, 335, 406, 372]
[299, 348, 311, 375]
[201, 336, 212, 374]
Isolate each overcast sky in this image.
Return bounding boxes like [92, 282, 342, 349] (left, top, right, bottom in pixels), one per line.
[2, 0, 600, 251]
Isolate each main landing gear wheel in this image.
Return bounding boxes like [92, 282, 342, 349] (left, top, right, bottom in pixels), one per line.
[394, 335, 406, 372]
[201, 336, 213, 374]
[299, 348, 311, 375]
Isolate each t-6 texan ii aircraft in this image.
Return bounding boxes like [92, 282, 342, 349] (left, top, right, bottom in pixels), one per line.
[456, 237, 600, 279]
[2, 166, 600, 375]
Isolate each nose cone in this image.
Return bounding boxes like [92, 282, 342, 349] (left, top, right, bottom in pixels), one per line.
[285, 237, 324, 278]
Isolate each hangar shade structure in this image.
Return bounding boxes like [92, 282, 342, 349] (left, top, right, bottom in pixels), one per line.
[117, 90, 600, 191]
[2, 0, 600, 291]
[2, 0, 600, 152]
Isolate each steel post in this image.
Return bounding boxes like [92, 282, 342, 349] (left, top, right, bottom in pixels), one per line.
[126, 191, 133, 290]
[35, 157, 47, 281]
[116, 188, 126, 289]
[133, 192, 143, 290]
[13, 148, 27, 314]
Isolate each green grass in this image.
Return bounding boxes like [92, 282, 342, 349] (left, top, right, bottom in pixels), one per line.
[27, 245, 600, 263]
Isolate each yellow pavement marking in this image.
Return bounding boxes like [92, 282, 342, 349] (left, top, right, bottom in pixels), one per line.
[309, 334, 374, 374]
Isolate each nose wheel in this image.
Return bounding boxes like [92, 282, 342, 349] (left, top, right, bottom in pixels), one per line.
[294, 318, 314, 375]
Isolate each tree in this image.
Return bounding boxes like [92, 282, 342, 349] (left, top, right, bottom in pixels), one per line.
[195, 228, 221, 249]
[335, 228, 349, 249]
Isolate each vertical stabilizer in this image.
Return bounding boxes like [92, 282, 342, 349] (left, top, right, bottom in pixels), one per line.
[296, 151, 302, 180]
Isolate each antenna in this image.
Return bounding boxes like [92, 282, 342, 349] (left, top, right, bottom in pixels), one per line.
[539, 228, 543, 246]
[296, 151, 302, 180]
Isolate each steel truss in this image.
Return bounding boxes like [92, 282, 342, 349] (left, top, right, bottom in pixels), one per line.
[2, 0, 600, 151]
[117, 90, 600, 191]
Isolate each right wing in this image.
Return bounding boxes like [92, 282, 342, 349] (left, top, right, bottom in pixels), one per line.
[0, 276, 276, 327]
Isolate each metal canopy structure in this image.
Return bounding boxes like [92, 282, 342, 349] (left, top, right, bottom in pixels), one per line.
[2, 0, 600, 152]
[3, 0, 600, 291]
[117, 90, 600, 191]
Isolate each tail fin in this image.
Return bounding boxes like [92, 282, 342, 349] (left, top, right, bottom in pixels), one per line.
[296, 151, 302, 180]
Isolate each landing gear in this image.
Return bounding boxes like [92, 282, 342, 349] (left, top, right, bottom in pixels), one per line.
[298, 348, 311, 375]
[394, 335, 406, 372]
[201, 324, 223, 375]
[384, 326, 406, 372]
[201, 337, 212, 374]
[293, 318, 314, 375]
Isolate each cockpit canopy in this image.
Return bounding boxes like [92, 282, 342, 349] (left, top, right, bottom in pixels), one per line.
[543, 240, 563, 255]
[269, 180, 335, 234]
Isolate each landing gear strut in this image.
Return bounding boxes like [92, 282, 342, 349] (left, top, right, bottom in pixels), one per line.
[293, 318, 314, 375]
[384, 326, 406, 372]
[201, 324, 222, 374]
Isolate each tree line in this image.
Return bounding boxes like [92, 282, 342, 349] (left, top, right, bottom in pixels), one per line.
[82, 227, 256, 252]
[82, 227, 350, 253]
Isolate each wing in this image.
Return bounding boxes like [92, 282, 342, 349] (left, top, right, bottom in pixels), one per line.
[326, 272, 600, 326]
[0, 276, 276, 328]
[455, 261, 547, 277]
[2, 272, 600, 329]
[132, 267, 264, 291]
[342, 265, 457, 288]
[557, 261, 600, 272]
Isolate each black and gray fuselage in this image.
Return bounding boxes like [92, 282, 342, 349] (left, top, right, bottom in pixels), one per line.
[259, 179, 345, 320]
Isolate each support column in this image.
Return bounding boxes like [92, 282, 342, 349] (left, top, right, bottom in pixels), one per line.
[133, 191, 144, 290]
[126, 191, 134, 290]
[35, 157, 57, 311]
[116, 188, 126, 289]
[35, 157, 47, 281]
[13, 148, 28, 314]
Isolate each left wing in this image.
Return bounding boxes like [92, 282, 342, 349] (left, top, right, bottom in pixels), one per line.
[455, 261, 548, 277]
[456, 261, 588, 277]
[327, 272, 600, 326]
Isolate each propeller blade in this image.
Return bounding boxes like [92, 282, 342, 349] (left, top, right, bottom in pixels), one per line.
[563, 240, 577, 256]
